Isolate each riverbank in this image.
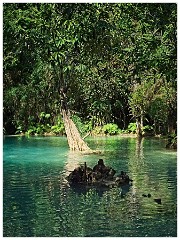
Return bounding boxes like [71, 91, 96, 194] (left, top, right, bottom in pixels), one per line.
[4, 132, 162, 138]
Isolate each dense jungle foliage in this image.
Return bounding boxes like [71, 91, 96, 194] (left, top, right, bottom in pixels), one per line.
[3, 3, 177, 137]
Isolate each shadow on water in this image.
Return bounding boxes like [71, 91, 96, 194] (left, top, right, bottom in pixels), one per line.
[68, 182, 132, 198]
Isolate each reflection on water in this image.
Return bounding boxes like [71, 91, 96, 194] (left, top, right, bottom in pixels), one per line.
[63, 151, 87, 176]
[3, 136, 177, 237]
[136, 137, 144, 158]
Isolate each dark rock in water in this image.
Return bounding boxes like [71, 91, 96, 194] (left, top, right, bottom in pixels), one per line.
[67, 161, 133, 188]
[154, 198, 161, 204]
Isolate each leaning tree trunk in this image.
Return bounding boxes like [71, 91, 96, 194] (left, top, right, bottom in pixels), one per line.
[62, 108, 91, 151]
[59, 87, 91, 151]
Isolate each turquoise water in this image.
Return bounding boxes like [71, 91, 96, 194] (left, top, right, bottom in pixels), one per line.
[3, 136, 177, 237]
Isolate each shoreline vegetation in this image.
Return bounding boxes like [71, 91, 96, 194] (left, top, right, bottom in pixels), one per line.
[3, 122, 159, 138]
[4, 127, 177, 150]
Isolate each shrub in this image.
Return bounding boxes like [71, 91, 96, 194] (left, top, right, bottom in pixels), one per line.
[142, 125, 154, 133]
[166, 133, 177, 149]
[84, 121, 93, 133]
[15, 126, 23, 134]
[127, 123, 154, 135]
[121, 129, 129, 134]
[35, 124, 46, 134]
[39, 112, 51, 122]
[102, 123, 119, 135]
[92, 126, 103, 135]
[51, 125, 65, 135]
[25, 126, 36, 135]
[127, 122, 137, 133]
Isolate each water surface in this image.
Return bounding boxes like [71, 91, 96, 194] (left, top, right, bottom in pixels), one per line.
[3, 136, 177, 237]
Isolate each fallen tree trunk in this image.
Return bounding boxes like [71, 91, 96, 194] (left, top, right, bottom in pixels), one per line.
[62, 108, 91, 151]
[59, 86, 91, 151]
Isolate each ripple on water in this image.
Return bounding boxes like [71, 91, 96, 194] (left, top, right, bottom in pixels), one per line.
[3, 136, 177, 237]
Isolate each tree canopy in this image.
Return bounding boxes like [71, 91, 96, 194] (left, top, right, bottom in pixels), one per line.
[3, 3, 177, 137]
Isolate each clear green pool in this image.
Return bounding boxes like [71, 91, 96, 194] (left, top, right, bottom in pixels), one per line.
[3, 136, 177, 237]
